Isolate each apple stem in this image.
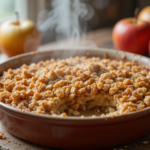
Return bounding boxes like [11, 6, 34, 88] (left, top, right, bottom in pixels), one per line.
[15, 11, 19, 24]
[134, 8, 140, 23]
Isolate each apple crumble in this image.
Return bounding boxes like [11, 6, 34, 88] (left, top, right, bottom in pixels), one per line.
[0, 56, 150, 117]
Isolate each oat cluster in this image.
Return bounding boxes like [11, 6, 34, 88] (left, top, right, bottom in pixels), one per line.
[0, 55, 150, 117]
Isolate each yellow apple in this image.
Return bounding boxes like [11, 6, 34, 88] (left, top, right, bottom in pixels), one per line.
[0, 19, 41, 57]
[138, 6, 150, 23]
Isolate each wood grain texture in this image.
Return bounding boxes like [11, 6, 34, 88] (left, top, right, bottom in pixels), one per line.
[0, 27, 150, 150]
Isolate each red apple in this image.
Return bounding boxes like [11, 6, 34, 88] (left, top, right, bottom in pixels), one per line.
[138, 6, 150, 54]
[138, 6, 150, 24]
[112, 18, 150, 55]
[149, 40, 150, 54]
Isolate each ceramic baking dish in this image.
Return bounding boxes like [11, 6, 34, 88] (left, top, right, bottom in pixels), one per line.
[0, 48, 150, 150]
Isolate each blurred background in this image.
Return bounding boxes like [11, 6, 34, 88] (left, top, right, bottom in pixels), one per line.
[0, 0, 150, 45]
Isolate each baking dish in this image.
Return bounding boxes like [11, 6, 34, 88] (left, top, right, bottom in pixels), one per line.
[0, 48, 150, 150]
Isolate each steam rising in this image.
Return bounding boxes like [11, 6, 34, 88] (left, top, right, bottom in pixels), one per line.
[37, 0, 98, 49]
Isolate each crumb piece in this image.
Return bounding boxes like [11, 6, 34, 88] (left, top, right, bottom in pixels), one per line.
[92, 115, 96, 118]
[101, 114, 106, 117]
[72, 111, 80, 116]
[81, 115, 84, 118]
[60, 113, 67, 117]
[104, 52, 109, 58]
[0, 133, 6, 139]
[122, 55, 126, 60]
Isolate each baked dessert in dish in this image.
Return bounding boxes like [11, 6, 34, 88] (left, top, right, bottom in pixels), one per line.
[0, 54, 150, 117]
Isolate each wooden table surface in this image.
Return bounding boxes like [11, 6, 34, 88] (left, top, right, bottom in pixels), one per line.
[0, 27, 150, 150]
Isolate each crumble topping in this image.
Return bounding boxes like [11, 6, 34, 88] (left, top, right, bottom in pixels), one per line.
[0, 56, 150, 117]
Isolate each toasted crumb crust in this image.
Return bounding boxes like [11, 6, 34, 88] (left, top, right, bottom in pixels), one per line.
[0, 56, 150, 117]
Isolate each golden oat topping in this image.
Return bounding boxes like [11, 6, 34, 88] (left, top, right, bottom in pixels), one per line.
[0, 56, 150, 117]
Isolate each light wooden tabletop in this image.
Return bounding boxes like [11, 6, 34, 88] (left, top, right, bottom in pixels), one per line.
[0, 27, 150, 150]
